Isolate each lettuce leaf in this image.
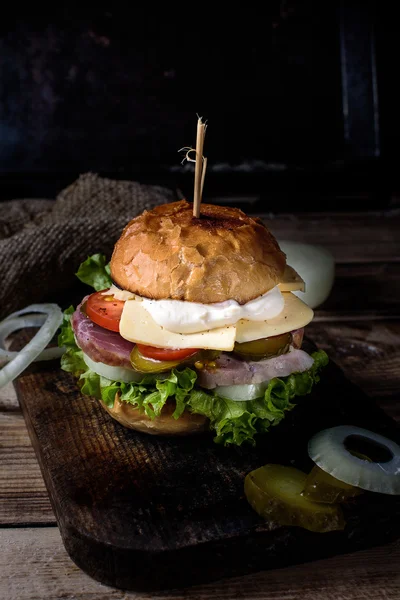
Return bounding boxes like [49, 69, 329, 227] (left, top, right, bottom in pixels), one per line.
[58, 304, 87, 374]
[58, 312, 328, 447]
[186, 349, 328, 446]
[75, 253, 112, 291]
[57, 305, 76, 347]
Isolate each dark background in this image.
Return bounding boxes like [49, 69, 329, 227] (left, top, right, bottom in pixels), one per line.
[0, 1, 398, 212]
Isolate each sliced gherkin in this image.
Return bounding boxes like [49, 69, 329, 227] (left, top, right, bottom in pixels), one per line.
[129, 347, 217, 373]
[302, 465, 364, 504]
[244, 464, 345, 533]
[130, 346, 182, 373]
[233, 333, 291, 361]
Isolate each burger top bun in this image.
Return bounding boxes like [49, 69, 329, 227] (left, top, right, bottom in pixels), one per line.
[110, 199, 286, 305]
[100, 395, 208, 436]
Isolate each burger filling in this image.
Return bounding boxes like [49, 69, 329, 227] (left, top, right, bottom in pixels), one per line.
[59, 254, 328, 447]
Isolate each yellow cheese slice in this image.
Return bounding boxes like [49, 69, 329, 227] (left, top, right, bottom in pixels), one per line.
[119, 292, 313, 349]
[278, 265, 305, 293]
[120, 298, 237, 351]
[236, 292, 313, 343]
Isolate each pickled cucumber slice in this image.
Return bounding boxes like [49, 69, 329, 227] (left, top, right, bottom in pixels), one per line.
[130, 346, 182, 373]
[233, 333, 291, 361]
[244, 464, 345, 533]
[302, 465, 364, 504]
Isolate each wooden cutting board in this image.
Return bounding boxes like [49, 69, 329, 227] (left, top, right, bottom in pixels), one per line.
[13, 341, 400, 592]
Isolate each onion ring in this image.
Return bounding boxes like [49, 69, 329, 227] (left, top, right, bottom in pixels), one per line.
[308, 425, 400, 495]
[82, 351, 144, 383]
[215, 383, 268, 401]
[0, 304, 64, 388]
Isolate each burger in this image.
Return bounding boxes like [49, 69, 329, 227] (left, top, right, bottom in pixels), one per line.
[59, 199, 328, 446]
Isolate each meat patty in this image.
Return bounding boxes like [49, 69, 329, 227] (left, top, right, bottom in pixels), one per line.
[71, 297, 134, 368]
[292, 328, 304, 349]
[196, 348, 314, 389]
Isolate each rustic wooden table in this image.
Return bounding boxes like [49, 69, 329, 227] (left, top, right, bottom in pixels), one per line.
[2, 209, 400, 600]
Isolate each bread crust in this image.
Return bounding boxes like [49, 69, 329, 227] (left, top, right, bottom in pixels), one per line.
[110, 199, 286, 305]
[100, 394, 209, 436]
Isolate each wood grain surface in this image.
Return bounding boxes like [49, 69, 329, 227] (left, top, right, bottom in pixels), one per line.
[265, 210, 400, 263]
[11, 343, 400, 592]
[2, 528, 400, 600]
[1, 210, 400, 599]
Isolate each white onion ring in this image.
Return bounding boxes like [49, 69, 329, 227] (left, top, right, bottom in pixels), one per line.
[82, 351, 144, 383]
[0, 313, 64, 364]
[0, 315, 46, 344]
[308, 425, 400, 495]
[0, 316, 45, 363]
[215, 383, 268, 401]
[0, 304, 64, 388]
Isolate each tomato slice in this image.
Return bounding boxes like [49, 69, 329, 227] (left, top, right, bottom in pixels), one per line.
[136, 344, 198, 361]
[85, 290, 125, 332]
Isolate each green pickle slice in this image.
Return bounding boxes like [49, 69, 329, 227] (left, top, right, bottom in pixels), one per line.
[130, 346, 183, 373]
[302, 465, 364, 504]
[233, 333, 291, 361]
[244, 464, 345, 533]
[129, 347, 219, 374]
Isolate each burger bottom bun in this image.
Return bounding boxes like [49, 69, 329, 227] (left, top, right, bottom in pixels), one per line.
[100, 394, 209, 436]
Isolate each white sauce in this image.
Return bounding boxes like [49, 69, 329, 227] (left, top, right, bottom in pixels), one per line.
[104, 284, 284, 334]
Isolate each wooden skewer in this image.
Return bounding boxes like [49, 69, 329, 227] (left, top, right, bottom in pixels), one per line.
[193, 118, 206, 218]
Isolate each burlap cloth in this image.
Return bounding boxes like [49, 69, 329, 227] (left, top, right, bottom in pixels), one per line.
[0, 172, 180, 320]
